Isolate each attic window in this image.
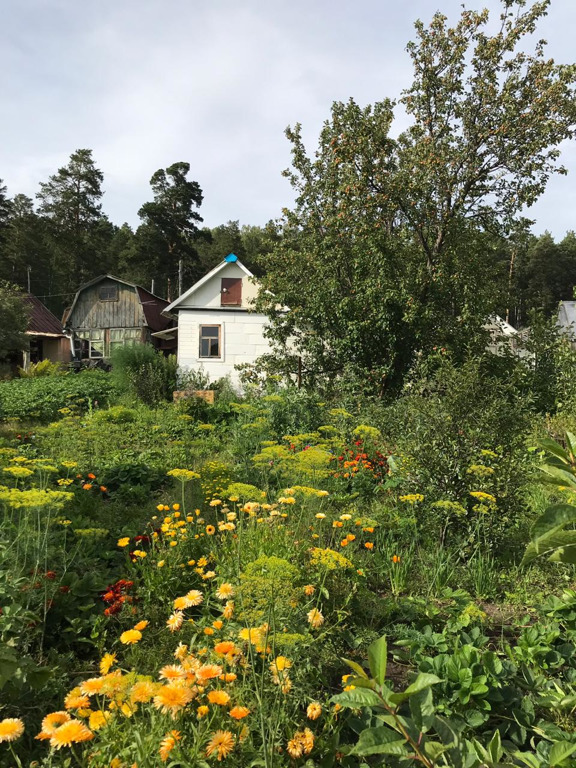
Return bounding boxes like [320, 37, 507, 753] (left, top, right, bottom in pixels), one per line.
[99, 285, 118, 301]
[221, 277, 242, 306]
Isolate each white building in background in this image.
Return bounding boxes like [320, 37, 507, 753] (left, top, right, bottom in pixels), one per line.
[161, 254, 274, 386]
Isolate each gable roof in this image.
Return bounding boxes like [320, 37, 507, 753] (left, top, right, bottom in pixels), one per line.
[24, 295, 66, 337]
[164, 254, 254, 314]
[65, 274, 173, 332]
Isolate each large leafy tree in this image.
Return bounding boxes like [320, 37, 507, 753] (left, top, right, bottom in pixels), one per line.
[37, 149, 107, 294]
[137, 162, 204, 297]
[256, 0, 576, 394]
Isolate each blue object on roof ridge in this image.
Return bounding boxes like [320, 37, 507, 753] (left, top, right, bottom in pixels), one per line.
[225, 253, 238, 262]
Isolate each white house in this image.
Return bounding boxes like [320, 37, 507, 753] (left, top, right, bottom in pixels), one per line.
[161, 254, 274, 386]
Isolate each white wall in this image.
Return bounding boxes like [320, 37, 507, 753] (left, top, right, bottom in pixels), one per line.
[178, 263, 259, 309]
[177, 309, 273, 386]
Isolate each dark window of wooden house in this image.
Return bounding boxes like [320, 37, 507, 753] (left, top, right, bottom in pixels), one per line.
[199, 325, 221, 358]
[99, 284, 118, 301]
[221, 277, 242, 306]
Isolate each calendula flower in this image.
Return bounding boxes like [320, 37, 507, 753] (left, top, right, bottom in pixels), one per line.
[167, 612, 184, 632]
[89, 710, 111, 731]
[204, 627, 215, 636]
[212, 619, 223, 630]
[214, 641, 239, 657]
[307, 702, 322, 720]
[270, 656, 292, 674]
[307, 608, 324, 629]
[174, 643, 188, 661]
[120, 629, 142, 645]
[392, 554, 401, 564]
[206, 525, 216, 535]
[0, 718, 24, 743]
[340, 513, 352, 521]
[133, 620, 149, 631]
[215, 582, 235, 600]
[100, 653, 117, 675]
[207, 690, 230, 706]
[197, 705, 209, 719]
[64, 688, 91, 710]
[287, 736, 303, 759]
[364, 542, 374, 550]
[185, 589, 204, 606]
[130, 680, 158, 703]
[196, 664, 223, 684]
[222, 601, 234, 619]
[153, 683, 194, 716]
[229, 706, 250, 720]
[49, 719, 94, 749]
[220, 672, 237, 683]
[80, 678, 105, 696]
[159, 730, 181, 762]
[287, 728, 314, 758]
[315, 513, 326, 519]
[159, 665, 186, 681]
[206, 730, 235, 761]
[117, 537, 130, 547]
[36, 712, 70, 740]
[304, 584, 315, 596]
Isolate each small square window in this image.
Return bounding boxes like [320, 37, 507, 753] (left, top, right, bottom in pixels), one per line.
[99, 285, 118, 301]
[199, 325, 221, 358]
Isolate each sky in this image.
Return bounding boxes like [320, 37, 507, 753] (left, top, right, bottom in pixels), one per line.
[1, 0, 576, 237]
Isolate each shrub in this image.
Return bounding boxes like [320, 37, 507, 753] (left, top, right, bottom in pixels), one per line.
[18, 359, 65, 378]
[0, 370, 116, 422]
[110, 345, 178, 406]
[238, 555, 300, 625]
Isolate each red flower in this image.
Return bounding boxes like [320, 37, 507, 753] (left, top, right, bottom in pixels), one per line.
[44, 571, 57, 580]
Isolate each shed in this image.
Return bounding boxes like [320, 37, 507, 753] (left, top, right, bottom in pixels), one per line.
[23, 294, 71, 368]
[64, 275, 176, 360]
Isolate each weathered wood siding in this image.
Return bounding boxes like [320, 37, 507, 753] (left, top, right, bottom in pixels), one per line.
[69, 279, 146, 330]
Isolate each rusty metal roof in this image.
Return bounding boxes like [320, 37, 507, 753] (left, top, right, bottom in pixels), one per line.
[24, 295, 66, 336]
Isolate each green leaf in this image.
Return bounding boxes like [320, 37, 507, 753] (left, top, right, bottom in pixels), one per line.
[487, 730, 503, 763]
[539, 466, 576, 491]
[388, 673, 442, 705]
[368, 635, 387, 686]
[424, 741, 448, 761]
[350, 726, 408, 757]
[549, 741, 576, 766]
[331, 688, 382, 709]
[342, 658, 368, 679]
[532, 504, 576, 541]
[27, 666, 52, 689]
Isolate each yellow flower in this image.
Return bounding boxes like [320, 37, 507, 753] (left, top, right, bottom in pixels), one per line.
[167, 612, 184, 632]
[307, 702, 322, 720]
[64, 688, 91, 710]
[49, 719, 94, 748]
[197, 705, 210, 719]
[0, 718, 24, 743]
[215, 582, 235, 600]
[159, 665, 186, 681]
[117, 537, 130, 547]
[222, 601, 234, 619]
[130, 680, 158, 703]
[80, 678, 105, 696]
[185, 589, 204, 606]
[206, 525, 216, 535]
[89, 710, 111, 731]
[132, 549, 147, 558]
[470, 491, 497, 504]
[36, 712, 70, 740]
[167, 469, 200, 482]
[100, 653, 117, 675]
[205, 730, 235, 760]
[270, 656, 292, 674]
[229, 706, 250, 720]
[153, 683, 194, 716]
[196, 664, 223, 684]
[120, 629, 142, 645]
[307, 608, 324, 629]
[287, 728, 314, 758]
[204, 627, 215, 636]
[133, 620, 149, 631]
[159, 730, 181, 762]
[207, 690, 230, 706]
[304, 584, 315, 596]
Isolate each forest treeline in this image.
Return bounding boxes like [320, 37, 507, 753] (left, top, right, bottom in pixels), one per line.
[0, 150, 279, 314]
[1, 149, 576, 324]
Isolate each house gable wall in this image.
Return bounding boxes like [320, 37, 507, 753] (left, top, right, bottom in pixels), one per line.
[68, 279, 146, 330]
[177, 262, 259, 310]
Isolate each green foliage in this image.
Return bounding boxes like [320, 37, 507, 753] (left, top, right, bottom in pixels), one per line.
[238, 555, 300, 625]
[0, 280, 29, 360]
[110, 345, 178, 406]
[17, 359, 65, 378]
[0, 370, 116, 422]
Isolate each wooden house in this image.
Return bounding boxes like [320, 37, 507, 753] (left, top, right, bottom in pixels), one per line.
[163, 254, 273, 386]
[21, 294, 71, 369]
[64, 275, 176, 360]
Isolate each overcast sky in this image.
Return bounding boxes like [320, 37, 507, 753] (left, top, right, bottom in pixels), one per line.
[1, 0, 575, 237]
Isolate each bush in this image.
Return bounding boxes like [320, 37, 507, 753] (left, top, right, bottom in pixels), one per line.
[0, 370, 116, 422]
[110, 346, 178, 406]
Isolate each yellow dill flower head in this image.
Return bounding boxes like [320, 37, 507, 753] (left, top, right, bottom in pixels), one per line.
[167, 469, 200, 482]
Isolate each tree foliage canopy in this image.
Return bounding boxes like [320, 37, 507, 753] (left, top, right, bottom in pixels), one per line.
[255, 0, 576, 394]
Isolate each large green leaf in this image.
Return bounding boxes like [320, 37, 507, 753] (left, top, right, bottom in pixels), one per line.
[331, 688, 382, 709]
[342, 658, 368, 680]
[368, 636, 387, 686]
[388, 673, 442, 705]
[549, 741, 576, 766]
[523, 530, 576, 566]
[539, 465, 576, 491]
[350, 726, 408, 757]
[532, 504, 576, 541]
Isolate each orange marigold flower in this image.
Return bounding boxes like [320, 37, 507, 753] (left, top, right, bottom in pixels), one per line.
[220, 672, 237, 683]
[159, 665, 186, 681]
[229, 706, 250, 720]
[87, 473, 96, 480]
[392, 554, 401, 564]
[214, 641, 238, 656]
[64, 688, 91, 710]
[131, 681, 158, 703]
[205, 730, 235, 761]
[36, 712, 70, 740]
[196, 664, 223, 684]
[303, 584, 315, 596]
[197, 705, 209, 719]
[167, 612, 184, 632]
[212, 619, 223, 630]
[80, 678, 104, 696]
[207, 690, 230, 706]
[49, 720, 94, 749]
[133, 620, 149, 631]
[365, 542, 374, 550]
[340, 539, 349, 547]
